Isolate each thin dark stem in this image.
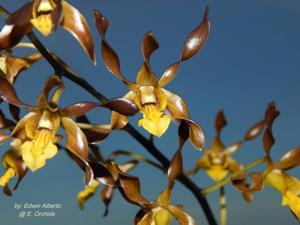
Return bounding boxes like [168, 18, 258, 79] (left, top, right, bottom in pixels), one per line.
[27, 31, 218, 225]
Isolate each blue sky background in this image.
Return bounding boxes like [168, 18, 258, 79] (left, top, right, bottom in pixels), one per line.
[1, 0, 300, 225]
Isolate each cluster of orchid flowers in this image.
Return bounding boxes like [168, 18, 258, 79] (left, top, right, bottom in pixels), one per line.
[0, 1, 299, 225]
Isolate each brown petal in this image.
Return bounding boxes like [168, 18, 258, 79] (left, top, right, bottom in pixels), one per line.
[232, 172, 264, 202]
[89, 162, 114, 186]
[5, 53, 42, 83]
[211, 137, 226, 152]
[215, 110, 227, 135]
[264, 102, 280, 131]
[93, 10, 136, 89]
[167, 149, 183, 184]
[164, 89, 205, 150]
[100, 160, 138, 217]
[109, 91, 135, 130]
[181, 6, 210, 61]
[277, 147, 300, 170]
[118, 160, 139, 173]
[100, 185, 114, 217]
[135, 32, 159, 85]
[107, 162, 149, 206]
[3, 185, 12, 196]
[36, 76, 64, 111]
[61, 102, 100, 117]
[82, 126, 111, 144]
[62, 98, 138, 117]
[135, 64, 158, 86]
[9, 104, 21, 122]
[0, 3, 33, 50]
[64, 148, 93, 186]
[141, 32, 159, 67]
[224, 141, 242, 155]
[104, 98, 138, 116]
[158, 63, 179, 87]
[263, 129, 275, 156]
[158, 6, 210, 87]
[60, 1, 95, 63]
[0, 76, 34, 110]
[168, 205, 196, 225]
[61, 117, 88, 162]
[244, 120, 265, 141]
[13, 159, 28, 191]
[181, 119, 205, 151]
[10, 112, 38, 138]
[163, 89, 189, 119]
[118, 172, 150, 206]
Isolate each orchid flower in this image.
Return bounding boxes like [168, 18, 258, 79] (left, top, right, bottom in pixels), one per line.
[0, 75, 138, 172]
[233, 103, 300, 221]
[0, 0, 95, 62]
[189, 110, 265, 181]
[93, 8, 210, 150]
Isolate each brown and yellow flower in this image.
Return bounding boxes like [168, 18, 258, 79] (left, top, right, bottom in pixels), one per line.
[232, 103, 300, 221]
[0, 75, 138, 172]
[189, 110, 265, 181]
[0, 45, 42, 84]
[93, 8, 210, 150]
[0, 0, 95, 62]
[0, 138, 28, 195]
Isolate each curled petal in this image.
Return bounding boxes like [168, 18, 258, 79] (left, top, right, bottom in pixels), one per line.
[101, 160, 138, 217]
[277, 147, 300, 170]
[10, 112, 38, 139]
[135, 32, 159, 85]
[104, 98, 138, 116]
[5, 53, 43, 83]
[107, 162, 149, 206]
[80, 125, 111, 144]
[36, 76, 64, 111]
[158, 6, 210, 87]
[181, 6, 210, 61]
[60, 1, 95, 63]
[0, 76, 35, 110]
[61, 117, 88, 162]
[135, 63, 158, 86]
[89, 162, 114, 186]
[0, 3, 33, 50]
[263, 129, 275, 156]
[265, 102, 280, 131]
[224, 141, 242, 155]
[168, 205, 196, 225]
[167, 149, 183, 184]
[100, 185, 114, 217]
[232, 172, 264, 202]
[215, 110, 227, 136]
[244, 119, 265, 141]
[93, 10, 136, 89]
[164, 89, 204, 150]
[13, 159, 28, 191]
[9, 104, 21, 122]
[109, 91, 136, 130]
[62, 98, 138, 117]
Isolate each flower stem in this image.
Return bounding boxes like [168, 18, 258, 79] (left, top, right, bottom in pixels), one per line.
[108, 150, 165, 171]
[220, 186, 227, 225]
[202, 157, 265, 195]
